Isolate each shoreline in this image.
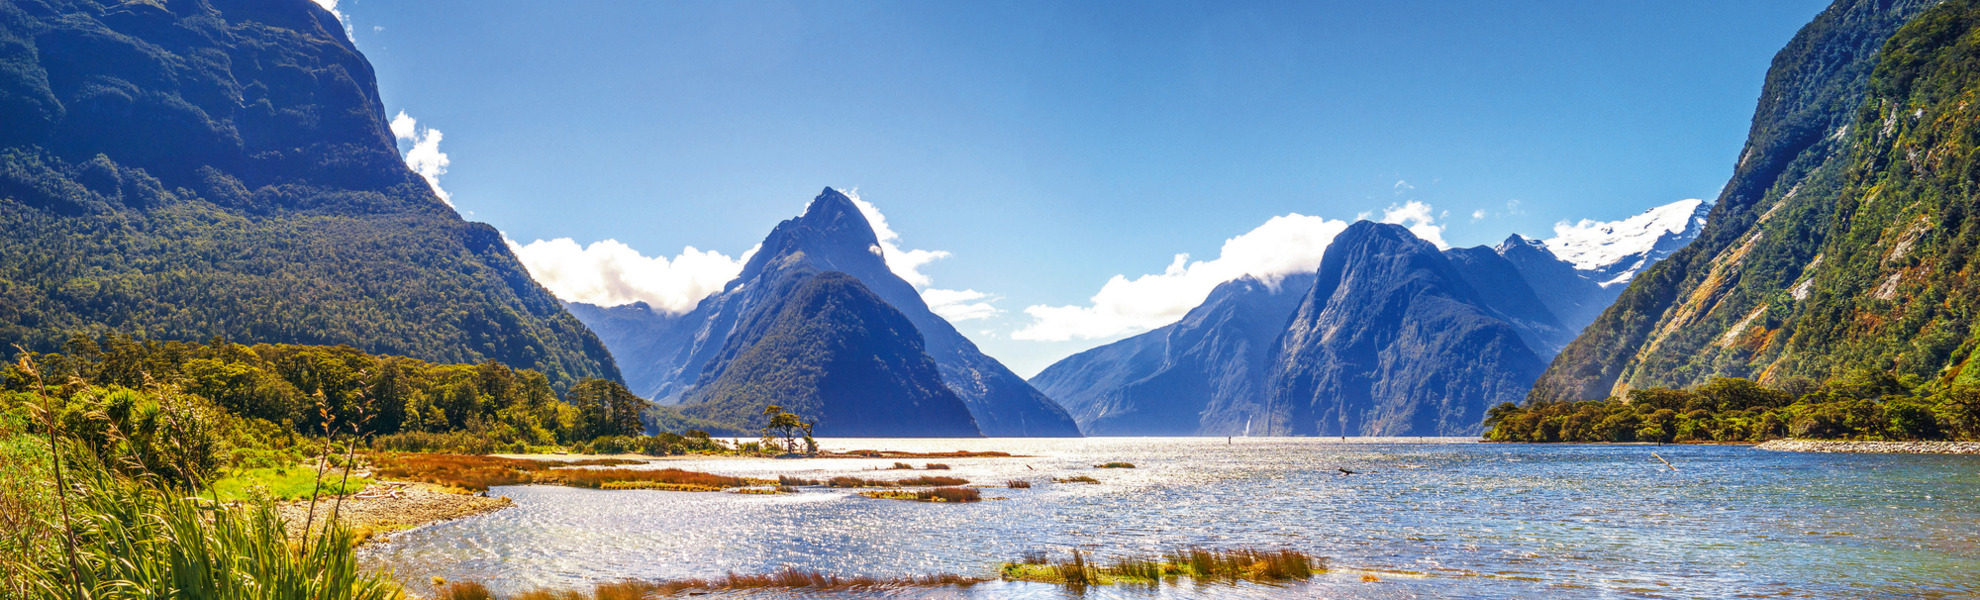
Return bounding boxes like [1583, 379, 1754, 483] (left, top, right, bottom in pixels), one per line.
[1755, 439, 1980, 455]
[278, 481, 513, 543]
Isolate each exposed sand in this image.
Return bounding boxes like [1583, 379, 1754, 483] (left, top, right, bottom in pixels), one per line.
[278, 481, 511, 543]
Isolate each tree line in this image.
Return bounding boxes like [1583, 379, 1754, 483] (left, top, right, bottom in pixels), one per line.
[1487, 372, 1980, 443]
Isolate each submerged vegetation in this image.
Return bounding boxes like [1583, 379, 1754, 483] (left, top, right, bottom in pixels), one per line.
[1001, 548, 1321, 586]
[1488, 374, 1980, 443]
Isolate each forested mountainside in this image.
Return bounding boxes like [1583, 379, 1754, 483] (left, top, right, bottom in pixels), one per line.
[0, 0, 619, 387]
[1531, 0, 1951, 402]
[680, 272, 982, 437]
[576, 188, 1080, 437]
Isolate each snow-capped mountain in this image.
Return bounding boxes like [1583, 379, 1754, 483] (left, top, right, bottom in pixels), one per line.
[1542, 198, 1713, 286]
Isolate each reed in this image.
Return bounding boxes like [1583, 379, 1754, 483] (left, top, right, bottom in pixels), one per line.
[1095, 462, 1136, 469]
[890, 462, 914, 469]
[369, 453, 732, 492]
[1054, 475, 1101, 484]
[923, 463, 952, 470]
[1006, 479, 1032, 489]
[1000, 547, 1321, 587]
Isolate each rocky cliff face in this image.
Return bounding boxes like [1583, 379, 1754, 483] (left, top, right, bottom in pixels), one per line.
[583, 188, 1080, 436]
[679, 271, 981, 437]
[0, 0, 619, 387]
[1032, 273, 1313, 435]
[1531, 0, 1942, 401]
[1266, 222, 1546, 436]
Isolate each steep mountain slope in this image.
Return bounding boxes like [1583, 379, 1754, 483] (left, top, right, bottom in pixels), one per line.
[1443, 245, 1576, 356]
[1031, 273, 1313, 435]
[1267, 222, 1546, 436]
[680, 272, 981, 437]
[0, 0, 619, 386]
[1497, 234, 1616, 332]
[563, 301, 691, 399]
[1531, 0, 1940, 402]
[589, 188, 1080, 436]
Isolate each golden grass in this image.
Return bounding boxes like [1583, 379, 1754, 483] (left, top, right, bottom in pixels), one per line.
[826, 475, 969, 488]
[1095, 462, 1136, 469]
[1054, 475, 1101, 484]
[369, 454, 740, 492]
[1006, 479, 1032, 489]
[826, 450, 1014, 458]
[859, 487, 981, 503]
[1001, 548, 1321, 586]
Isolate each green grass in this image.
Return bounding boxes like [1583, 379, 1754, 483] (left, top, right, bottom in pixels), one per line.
[207, 467, 370, 502]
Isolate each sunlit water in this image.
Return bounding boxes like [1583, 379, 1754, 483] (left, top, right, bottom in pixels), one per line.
[361, 438, 1980, 599]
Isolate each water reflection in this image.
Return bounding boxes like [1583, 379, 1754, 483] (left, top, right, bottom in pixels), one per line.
[362, 438, 1980, 599]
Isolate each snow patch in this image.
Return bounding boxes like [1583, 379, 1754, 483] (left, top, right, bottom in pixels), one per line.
[1542, 198, 1711, 286]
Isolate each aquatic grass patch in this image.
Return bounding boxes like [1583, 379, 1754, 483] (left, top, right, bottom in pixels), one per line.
[1054, 475, 1101, 484]
[777, 475, 821, 486]
[542, 468, 747, 491]
[890, 462, 914, 470]
[1000, 548, 1321, 586]
[1006, 479, 1032, 488]
[860, 487, 981, 503]
[826, 475, 969, 488]
[494, 568, 984, 598]
[828, 449, 1015, 458]
[923, 463, 951, 470]
[1095, 462, 1136, 469]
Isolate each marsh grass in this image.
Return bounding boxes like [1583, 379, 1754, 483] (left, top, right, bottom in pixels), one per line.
[777, 475, 821, 486]
[1095, 462, 1136, 469]
[493, 568, 983, 598]
[367, 453, 736, 492]
[858, 487, 981, 503]
[1001, 548, 1320, 586]
[826, 475, 969, 488]
[830, 449, 1013, 458]
[923, 463, 951, 470]
[1006, 479, 1033, 488]
[1054, 475, 1101, 484]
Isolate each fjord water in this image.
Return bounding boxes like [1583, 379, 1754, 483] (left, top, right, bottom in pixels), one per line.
[364, 439, 1980, 599]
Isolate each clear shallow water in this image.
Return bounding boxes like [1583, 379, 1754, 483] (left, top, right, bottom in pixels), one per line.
[362, 438, 1980, 599]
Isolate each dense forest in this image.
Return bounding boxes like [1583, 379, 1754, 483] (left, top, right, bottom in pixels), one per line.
[3, 336, 653, 453]
[1487, 373, 1980, 443]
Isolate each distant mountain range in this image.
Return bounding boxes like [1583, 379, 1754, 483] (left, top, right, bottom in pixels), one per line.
[1033, 200, 1709, 436]
[572, 188, 1079, 437]
[1534, 0, 1976, 401]
[0, 0, 619, 387]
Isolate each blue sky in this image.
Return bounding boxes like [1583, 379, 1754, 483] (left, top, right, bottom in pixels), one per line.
[326, 0, 1828, 375]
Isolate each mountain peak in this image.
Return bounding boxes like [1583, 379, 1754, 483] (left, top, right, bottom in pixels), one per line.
[1541, 198, 1711, 278]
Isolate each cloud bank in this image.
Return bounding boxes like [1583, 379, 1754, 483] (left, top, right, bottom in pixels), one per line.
[1377, 200, 1447, 248]
[507, 238, 757, 312]
[508, 190, 995, 324]
[390, 111, 452, 207]
[1013, 213, 1351, 342]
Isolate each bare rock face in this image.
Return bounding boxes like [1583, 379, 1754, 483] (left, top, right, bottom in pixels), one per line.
[1265, 222, 1546, 437]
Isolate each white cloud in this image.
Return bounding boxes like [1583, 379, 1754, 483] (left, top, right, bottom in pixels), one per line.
[1471, 209, 1487, 221]
[1393, 179, 1415, 194]
[1378, 200, 1447, 248]
[391, 111, 452, 207]
[923, 288, 1000, 322]
[1012, 213, 1350, 342]
[843, 189, 950, 288]
[507, 237, 758, 312]
[310, 0, 345, 24]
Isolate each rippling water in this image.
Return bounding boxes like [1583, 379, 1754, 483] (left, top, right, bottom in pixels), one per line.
[361, 438, 1980, 599]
